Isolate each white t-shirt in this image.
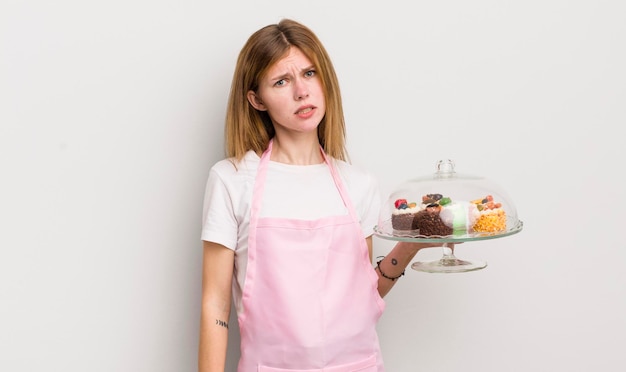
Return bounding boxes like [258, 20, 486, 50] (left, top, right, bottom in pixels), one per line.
[201, 150, 382, 314]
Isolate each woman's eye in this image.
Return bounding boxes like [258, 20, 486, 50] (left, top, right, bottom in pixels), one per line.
[305, 70, 316, 78]
[274, 79, 286, 87]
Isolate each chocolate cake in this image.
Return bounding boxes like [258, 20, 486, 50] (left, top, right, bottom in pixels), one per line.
[415, 206, 453, 236]
[391, 212, 418, 231]
[391, 198, 419, 231]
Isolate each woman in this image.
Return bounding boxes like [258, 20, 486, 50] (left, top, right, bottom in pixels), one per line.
[199, 18, 443, 371]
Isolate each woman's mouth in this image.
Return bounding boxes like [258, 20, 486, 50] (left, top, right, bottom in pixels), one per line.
[295, 106, 316, 119]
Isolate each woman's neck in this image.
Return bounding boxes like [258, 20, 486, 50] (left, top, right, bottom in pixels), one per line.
[270, 135, 323, 165]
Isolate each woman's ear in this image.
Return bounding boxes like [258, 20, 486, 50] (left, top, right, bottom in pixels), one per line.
[247, 90, 267, 111]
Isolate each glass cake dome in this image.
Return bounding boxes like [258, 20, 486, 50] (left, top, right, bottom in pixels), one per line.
[374, 159, 523, 273]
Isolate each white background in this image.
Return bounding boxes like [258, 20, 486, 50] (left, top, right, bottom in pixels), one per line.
[2, 1, 625, 371]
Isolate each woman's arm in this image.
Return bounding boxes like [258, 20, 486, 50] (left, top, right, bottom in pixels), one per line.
[198, 241, 235, 372]
[368, 237, 448, 297]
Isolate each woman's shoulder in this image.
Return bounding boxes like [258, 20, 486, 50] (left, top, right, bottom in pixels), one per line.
[333, 158, 377, 183]
[210, 151, 260, 178]
[332, 158, 381, 201]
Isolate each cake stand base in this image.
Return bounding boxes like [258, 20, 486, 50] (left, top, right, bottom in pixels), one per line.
[411, 243, 487, 273]
[411, 257, 487, 273]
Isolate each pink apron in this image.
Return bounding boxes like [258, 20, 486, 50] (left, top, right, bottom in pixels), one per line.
[237, 140, 386, 371]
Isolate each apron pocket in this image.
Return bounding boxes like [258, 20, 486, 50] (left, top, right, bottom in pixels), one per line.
[258, 354, 377, 372]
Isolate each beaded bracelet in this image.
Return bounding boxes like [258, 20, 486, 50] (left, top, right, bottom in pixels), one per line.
[376, 258, 405, 281]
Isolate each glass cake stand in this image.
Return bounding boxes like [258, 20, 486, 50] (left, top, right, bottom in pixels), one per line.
[374, 159, 523, 273]
[374, 220, 523, 273]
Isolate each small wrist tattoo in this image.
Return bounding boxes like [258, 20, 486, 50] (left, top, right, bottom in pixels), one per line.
[215, 319, 229, 329]
[391, 258, 398, 266]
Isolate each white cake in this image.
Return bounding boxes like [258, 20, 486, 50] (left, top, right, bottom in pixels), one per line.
[439, 201, 479, 235]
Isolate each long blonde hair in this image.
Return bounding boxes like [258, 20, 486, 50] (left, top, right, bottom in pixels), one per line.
[224, 19, 348, 161]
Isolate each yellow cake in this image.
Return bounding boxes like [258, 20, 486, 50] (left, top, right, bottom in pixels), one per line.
[471, 195, 506, 232]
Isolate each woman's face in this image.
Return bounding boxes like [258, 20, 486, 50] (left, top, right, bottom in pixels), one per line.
[247, 47, 326, 136]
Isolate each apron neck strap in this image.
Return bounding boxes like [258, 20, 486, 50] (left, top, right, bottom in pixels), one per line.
[253, 139, 358, 221]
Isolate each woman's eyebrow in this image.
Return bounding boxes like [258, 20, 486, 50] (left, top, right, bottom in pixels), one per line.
[269, 65, 316, 81]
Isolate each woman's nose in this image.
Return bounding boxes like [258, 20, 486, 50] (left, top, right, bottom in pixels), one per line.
[294, 80, 309, 100]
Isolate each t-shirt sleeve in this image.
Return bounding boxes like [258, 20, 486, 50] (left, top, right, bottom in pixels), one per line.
[201, 166, 238, 251]
[359, 171, 382, 238]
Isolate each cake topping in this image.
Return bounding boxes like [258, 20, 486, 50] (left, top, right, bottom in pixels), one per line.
[471, 195, 502, 211]
[421, 194, 452, 208]
[394, 199, 417, 210]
